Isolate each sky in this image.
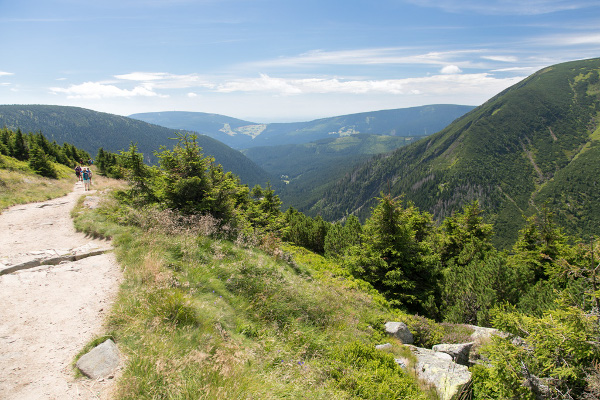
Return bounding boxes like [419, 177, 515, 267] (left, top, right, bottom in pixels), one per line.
[0, 0, 599, 123]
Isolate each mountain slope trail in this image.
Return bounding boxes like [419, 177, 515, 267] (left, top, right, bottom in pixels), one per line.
[0, 181, 122, 400]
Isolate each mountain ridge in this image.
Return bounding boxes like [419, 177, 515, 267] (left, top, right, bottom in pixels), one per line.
[130, 104, 475, 149]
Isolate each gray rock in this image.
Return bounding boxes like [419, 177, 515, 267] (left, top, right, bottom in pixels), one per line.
[432, 342, 474, 365]
[384, 321, 414, 344]
[83, 196, 101, 209]
[76, 339, 120, 379]
[375, 343, 393, 351]
[394, 357, 408, 369]
[464, 324, 505, 341]
[406, 345, 471, 400]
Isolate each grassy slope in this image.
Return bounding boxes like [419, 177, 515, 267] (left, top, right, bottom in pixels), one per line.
[0, 155, 75, 211]
[70, 191, 477, 399]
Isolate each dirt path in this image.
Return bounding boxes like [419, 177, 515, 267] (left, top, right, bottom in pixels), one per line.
[0, 180, 122, 400]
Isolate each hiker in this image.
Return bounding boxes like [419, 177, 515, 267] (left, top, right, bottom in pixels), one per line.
[87, 168, 93, 187]
[82, 168, 90, 191]
[75, 165, 82, 182]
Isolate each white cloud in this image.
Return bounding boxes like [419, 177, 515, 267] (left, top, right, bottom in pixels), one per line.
[248, 48, 484, 68]
[49, 81, 166, 99]
[187, 92, 198, 97]
[214, 72, 524, 97]
[482, 55, 518, 63]
[405, 0, 598, 15]
[550, 33, 600, 46]
[491, 66, 539, 72]
[114, 72, 212, 90]
[0, 71, 14, 77]
[441, 65, 462, 74]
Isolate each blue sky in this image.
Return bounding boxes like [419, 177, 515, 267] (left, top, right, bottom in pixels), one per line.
[1, 0, 599, 122]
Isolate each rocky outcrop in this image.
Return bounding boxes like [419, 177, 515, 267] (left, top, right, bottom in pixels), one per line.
[384, 321, 414, 344]
[382, 321, 472, 399]
[406, 345, 471, 400]
[432, 342, 474, 366]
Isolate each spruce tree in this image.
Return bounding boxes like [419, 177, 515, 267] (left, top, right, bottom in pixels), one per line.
[12, 129, 28, 161]
[28, 145, 57, 178]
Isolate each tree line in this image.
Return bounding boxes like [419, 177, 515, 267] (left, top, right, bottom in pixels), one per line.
[0, 127, 90, 178]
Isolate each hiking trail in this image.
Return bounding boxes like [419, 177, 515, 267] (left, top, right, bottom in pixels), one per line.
[0, 180, 122, 400]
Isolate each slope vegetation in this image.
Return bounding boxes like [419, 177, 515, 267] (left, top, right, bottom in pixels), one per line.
[308, 58, 600, 248]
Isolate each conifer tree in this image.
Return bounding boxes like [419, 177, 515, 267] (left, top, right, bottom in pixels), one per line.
[12, 129, 28, 161]
[347, 195, 439, 313]
[28, 144, 57, 178]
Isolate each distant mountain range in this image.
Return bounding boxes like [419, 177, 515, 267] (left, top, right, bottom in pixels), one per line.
[305, 58, 600, 248]
[129, 105, 475, 149]
[0, 105, 272, 187]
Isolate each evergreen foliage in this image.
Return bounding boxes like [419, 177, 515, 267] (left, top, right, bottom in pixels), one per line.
[345, 195, 440, 315]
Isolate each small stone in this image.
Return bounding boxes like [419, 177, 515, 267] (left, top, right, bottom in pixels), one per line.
[76, 339, 120, 380]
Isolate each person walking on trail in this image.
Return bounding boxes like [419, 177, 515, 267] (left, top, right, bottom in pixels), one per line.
[87, 168, 93, 187]
[75, 165, 82, 182]
[82, 168, 91, 191]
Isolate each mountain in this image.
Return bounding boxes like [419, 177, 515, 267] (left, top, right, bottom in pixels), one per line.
[0, 105, 272, 187]
[305, 58, 600, 248]
[242, 134, 413, 209]
[129, 105, 475, 149]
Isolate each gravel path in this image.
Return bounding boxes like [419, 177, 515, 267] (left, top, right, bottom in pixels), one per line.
[0, 181, 122, 400]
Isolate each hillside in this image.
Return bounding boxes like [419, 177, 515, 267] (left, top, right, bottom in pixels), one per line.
[306, 58, 600, 248]
[243, 134, 412, 209]
[130, 104, 475, 149]
[0, 105, 272, 187]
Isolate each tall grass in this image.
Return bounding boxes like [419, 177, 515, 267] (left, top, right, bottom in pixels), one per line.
[72, 193, 433, 399]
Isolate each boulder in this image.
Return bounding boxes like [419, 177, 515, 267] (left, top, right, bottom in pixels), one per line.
[406, 345, 471, 400]
[76, 339, 120, 380]
[384, 321, 414, 344]
[432, 342, 474, 366]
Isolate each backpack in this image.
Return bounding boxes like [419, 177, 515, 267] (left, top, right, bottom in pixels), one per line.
[82, 170, 89, 180]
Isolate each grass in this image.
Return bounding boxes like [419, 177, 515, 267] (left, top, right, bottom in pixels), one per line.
[72, 193, 441, 399]
[0, 155, 75, 211]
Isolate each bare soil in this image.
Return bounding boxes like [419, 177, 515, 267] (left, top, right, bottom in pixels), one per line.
[0, 180, 122, 400]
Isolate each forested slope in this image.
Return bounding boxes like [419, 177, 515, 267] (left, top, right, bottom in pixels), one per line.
[308, 58, 600, 248]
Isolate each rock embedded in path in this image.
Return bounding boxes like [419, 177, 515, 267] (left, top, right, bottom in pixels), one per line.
[76, 339, 120, 380]
[384, 321, 414, 344]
